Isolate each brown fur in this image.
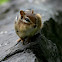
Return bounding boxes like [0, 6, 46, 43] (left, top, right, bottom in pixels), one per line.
[15, 10, 42, 44]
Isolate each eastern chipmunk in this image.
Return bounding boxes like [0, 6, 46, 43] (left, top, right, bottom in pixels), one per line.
[14, 10, 42, 44]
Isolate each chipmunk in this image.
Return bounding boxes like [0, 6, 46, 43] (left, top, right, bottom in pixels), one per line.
[14, 10, 42, 44]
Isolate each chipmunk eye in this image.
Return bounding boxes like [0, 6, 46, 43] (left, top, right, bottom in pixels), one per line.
[25, 18, 30, 22]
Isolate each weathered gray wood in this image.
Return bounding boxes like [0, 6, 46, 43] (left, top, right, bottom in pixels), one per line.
[0, 33, 61, 62]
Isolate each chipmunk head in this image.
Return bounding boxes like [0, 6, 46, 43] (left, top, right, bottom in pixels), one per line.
[15, 10, 41, 38]
[15, 10, 36, 24]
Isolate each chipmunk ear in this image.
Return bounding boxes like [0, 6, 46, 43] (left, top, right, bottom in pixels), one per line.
[20, 10, 25, 19]
[20, 10, 25, 16]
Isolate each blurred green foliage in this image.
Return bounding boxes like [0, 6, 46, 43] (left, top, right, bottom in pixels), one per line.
[0, 0, 9, 5]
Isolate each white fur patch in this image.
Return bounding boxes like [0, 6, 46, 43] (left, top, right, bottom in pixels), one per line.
[23, 19, 29, 23]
